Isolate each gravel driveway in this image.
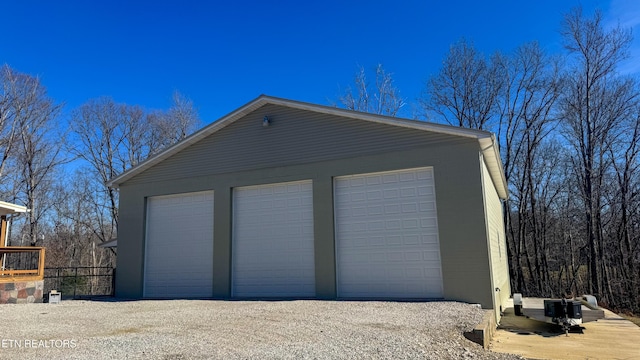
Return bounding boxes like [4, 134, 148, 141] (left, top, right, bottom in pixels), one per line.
[0, 300, 521, 359]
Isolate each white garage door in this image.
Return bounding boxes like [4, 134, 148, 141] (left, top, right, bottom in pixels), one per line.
[144, 191, 214, 298]
[232, 180, 315, 297]
[335, 167, 443, 299]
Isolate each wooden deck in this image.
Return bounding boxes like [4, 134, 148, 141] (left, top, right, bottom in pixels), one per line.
[493, 303, 640, 359]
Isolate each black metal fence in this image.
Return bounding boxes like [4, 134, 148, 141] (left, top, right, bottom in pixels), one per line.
[44, 267, 115, 299]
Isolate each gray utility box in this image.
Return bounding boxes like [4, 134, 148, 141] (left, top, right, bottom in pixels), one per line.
[544, 299, 582, 319]
[49, 290, 61, 304]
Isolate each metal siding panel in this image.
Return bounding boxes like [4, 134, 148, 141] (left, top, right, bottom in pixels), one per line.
[483, 160, 508, 287]
[482, 159, 510, 314]
[124, 104, 469, 185]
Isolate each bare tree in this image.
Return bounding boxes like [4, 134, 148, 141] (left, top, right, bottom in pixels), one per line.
[606, 107, 640, 310]
[0, 65, 64, 247]
[0, 66, 27, 181]
[495, 42, 563, 295]
[50, 170, 116, 266]
[69, 94, 201, 241]
[70, 97, 127, 228]
[422, 39, 503, 130]
[164, 91, 201, 145]
[338, 64, 406, 116]
[559, 7, 637, 302]
[15, 88, 64, 246]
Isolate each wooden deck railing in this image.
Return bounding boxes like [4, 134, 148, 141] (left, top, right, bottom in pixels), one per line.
[0, 246, 45, 282]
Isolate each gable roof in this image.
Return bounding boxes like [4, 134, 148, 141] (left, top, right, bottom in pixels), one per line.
[107, 95, 508, 199]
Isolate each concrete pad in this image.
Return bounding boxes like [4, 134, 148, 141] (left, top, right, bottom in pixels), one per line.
[491, 306, 640, 359]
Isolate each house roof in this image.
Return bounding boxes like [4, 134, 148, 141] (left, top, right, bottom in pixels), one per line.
[107, 95, 508, 199]
[0, 201, 28, 216]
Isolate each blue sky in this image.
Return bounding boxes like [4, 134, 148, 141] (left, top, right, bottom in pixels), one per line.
[1, 0, 636, 123]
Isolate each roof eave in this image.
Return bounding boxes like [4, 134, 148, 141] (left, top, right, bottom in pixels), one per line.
[479, 136, 509, 200]
[0, 201, 28, 216]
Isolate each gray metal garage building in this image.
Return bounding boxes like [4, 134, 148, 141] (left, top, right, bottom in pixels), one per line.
[108, 95, 511, 321]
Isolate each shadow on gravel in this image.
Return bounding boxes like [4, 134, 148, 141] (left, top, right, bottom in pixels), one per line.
[78, 296, 464, 304]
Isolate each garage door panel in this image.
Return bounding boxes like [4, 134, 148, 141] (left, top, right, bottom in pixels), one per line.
[144, 191, 214, 298]
[335, 167, 444, 299]
[423, 250, 441, 261]
[232, 180, 315, 298]
[420, 201, 436, 211]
